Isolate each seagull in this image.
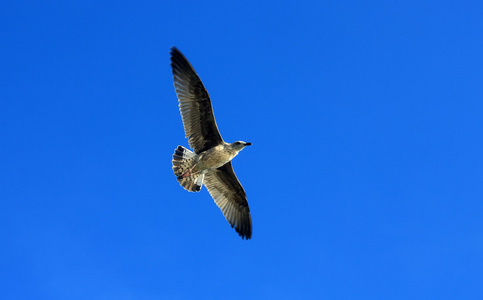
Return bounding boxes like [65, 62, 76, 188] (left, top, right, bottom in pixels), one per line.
[170, 47, 252, 239]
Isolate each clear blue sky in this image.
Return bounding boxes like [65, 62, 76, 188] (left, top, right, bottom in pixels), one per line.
[1, 1, 483, 299]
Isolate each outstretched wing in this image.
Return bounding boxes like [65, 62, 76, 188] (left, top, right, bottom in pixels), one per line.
[204, 162, 252, 239]
[170, 47, 223, 154]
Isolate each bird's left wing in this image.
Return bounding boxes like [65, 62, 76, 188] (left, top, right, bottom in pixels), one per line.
[204, 162, 252, 239]
[170, 47, 224, 154]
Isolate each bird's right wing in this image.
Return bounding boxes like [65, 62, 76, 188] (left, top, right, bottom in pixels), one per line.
[204, 162, 252, 239]
[170, 47, 224, 154]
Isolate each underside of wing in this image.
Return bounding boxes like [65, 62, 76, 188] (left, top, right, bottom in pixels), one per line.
[204, 162, 252, 239]
[170, 47, 223, 154]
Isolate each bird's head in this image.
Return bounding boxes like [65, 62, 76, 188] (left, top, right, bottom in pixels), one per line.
[231, 141, 252, 151]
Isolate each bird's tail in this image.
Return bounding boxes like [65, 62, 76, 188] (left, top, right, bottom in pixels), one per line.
[172, 145, 204, 192]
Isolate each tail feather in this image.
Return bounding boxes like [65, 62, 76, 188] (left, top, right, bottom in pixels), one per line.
[172, 145, 204, 192]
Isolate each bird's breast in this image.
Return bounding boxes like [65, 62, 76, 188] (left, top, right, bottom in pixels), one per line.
[198, 145, 236, 170]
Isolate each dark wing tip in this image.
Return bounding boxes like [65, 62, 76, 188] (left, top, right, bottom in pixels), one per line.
[237, 220, 252, 240]
[169, 46, 199, 93]
[170, 48, 185, 70]
[170, 46, 180, 56]
[232, 204, 252, 240]
[170, 47, 189, 65]
[231, 205, 252, 240]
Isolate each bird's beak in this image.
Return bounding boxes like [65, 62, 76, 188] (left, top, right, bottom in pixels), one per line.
[245, 142, 252, 146]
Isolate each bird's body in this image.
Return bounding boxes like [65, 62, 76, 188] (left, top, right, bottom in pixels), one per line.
[197, 143, 241, 170]
[170, 47, 252, 239]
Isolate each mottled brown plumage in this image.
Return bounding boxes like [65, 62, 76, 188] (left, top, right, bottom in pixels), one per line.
[170, 47, 252, 239]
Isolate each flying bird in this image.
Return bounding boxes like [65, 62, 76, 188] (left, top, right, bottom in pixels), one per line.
[170, 47, 252, 239]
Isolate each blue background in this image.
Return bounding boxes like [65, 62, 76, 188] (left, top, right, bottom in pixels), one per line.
[1, 1, 483, 299]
